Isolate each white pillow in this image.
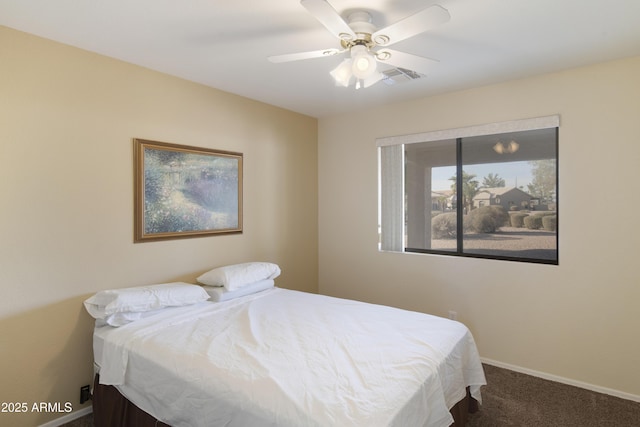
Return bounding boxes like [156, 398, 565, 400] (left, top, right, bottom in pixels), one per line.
[99, 308, 167, 327]
[197, 262, 281, 291]
[84, 282, 210, 321]
[203, 279, 275, 302]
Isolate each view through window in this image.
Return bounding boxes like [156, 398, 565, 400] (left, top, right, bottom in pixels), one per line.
[379, 118, 558, 265]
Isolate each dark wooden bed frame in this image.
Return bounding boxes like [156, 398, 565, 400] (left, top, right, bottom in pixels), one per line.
[93, 374, 478, 427]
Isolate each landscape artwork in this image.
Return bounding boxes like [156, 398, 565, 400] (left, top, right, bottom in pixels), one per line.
[134, 139, 242, 242]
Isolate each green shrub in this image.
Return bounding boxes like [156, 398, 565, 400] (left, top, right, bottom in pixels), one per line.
[490, 205, 511, 226]
[473, 214, 495, 233]
[432, 212, 457, 239]
[467, 205, 509, 233]
[542, 215, 557, 231]
[524, 215, 543, 230]
[510, 213, 529, 228]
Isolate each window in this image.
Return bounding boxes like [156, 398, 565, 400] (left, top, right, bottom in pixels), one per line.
[378, 116, 558, 264]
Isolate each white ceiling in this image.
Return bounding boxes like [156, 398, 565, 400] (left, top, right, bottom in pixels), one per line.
[2, 0, 640, 118]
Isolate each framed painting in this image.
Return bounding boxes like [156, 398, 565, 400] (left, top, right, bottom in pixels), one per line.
[133, 138, 243, 242]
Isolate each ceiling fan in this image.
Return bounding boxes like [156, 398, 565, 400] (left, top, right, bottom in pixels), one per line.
[268, 0, 450, 89]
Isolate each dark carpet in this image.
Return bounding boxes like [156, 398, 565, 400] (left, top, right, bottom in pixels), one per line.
[468, 364, 640, 426]
[63, 364, 640, 426]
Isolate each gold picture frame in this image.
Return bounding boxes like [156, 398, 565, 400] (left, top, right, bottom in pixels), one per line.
[134, 139, 242, 242]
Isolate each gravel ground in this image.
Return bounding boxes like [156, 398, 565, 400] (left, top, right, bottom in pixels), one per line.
[432, 227, 557, 259]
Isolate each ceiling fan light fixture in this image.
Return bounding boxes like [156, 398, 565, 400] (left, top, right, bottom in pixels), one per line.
[330, 58, 353, 87]
[350, 45, 377, 79]
[493, 140, 520, 154]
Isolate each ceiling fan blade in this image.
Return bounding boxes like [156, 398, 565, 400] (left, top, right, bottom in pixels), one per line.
[372, 5, 450, 47]
[268, 48, 343, 63]
[375, 49, 438, 75]
[362, 72, 384, 88]
[301, 0, 356, 41]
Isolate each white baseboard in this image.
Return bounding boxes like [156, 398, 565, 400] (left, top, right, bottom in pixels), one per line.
[481, 357, 640, 403]
[38, 406, 92, 427]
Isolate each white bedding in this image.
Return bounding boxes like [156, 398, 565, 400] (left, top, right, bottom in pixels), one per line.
[94, 288, 486, 427]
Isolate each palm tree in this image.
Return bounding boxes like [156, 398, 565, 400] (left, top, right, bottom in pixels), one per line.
[482, 173, 505, 188]
[449, 171, 479, 212]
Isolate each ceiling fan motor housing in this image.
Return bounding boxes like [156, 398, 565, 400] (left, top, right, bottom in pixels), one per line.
[340, 11, 376, 48]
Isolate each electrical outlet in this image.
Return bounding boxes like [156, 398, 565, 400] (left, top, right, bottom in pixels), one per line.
[448, 310, 458, 320]
[80, 385, 91, 404]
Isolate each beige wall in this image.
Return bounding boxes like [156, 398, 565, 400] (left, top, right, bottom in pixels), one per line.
[0, 26, 318, 426]
[319, 56, 640, 398]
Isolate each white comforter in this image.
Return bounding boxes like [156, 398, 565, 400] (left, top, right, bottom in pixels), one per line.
[94, 288, 485, 427]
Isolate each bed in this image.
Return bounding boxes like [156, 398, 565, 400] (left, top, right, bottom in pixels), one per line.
[87, 268, 485, 427]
